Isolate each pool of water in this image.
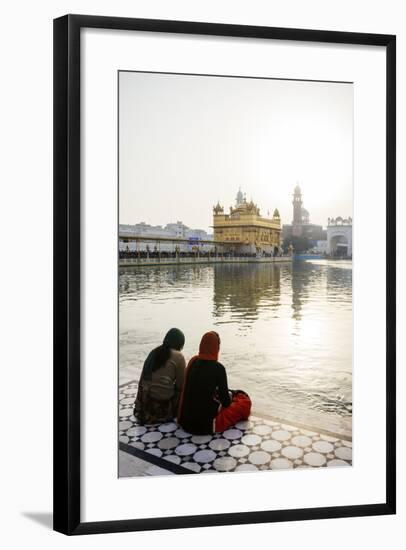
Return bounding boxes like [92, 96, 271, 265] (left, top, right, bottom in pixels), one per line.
[119, 259, 352, 426]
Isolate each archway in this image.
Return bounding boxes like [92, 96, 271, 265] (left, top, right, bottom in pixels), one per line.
[329, 234, 349, 257]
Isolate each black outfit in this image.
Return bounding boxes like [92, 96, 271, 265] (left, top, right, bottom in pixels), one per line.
[178, 359, 231, 435]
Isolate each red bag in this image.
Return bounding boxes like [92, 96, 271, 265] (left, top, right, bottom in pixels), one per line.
[215, 391, 252, 432]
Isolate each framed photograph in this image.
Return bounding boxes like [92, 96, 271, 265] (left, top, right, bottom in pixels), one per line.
[53, 15, 396, 535]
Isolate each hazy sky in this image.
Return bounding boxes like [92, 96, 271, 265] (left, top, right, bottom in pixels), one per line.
[119, 71, 353, 232]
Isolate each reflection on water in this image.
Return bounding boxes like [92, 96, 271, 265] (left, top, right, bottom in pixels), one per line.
[119, 260, 352, 421]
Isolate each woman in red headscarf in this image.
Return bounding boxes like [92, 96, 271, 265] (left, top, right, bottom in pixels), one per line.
[177, 331, 251, 435]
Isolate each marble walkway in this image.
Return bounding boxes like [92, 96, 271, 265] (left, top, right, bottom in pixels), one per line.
[119, 380, 352, 477]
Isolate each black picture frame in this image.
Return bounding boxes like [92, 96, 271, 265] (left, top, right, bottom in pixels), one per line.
[53, 14, 396, 535]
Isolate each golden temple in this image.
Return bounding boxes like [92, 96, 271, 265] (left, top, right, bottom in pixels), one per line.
[213, 189, 282, 254]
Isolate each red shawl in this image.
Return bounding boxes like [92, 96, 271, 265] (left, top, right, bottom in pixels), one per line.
[177, 331, 220, 419]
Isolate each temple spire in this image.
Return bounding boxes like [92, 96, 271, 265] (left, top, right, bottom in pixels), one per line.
[235, 187, 244, 207]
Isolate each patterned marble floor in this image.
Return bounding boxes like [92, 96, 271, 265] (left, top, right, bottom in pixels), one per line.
[119, 380, 352, 476]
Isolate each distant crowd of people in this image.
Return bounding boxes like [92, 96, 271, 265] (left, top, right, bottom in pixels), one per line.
[119, 247, 285, 260]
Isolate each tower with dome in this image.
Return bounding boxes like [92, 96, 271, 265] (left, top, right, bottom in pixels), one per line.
[283, 185, 326, 247]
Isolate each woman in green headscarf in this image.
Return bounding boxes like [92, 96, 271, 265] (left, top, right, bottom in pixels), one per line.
[134, 328, 186, 425]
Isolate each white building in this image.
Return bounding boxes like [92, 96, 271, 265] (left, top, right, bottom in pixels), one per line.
[326, 217, 352, 257]
[119, 221, 213, 252]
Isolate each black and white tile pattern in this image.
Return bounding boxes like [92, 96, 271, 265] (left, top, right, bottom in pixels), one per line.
[119, 381, 352, 475]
